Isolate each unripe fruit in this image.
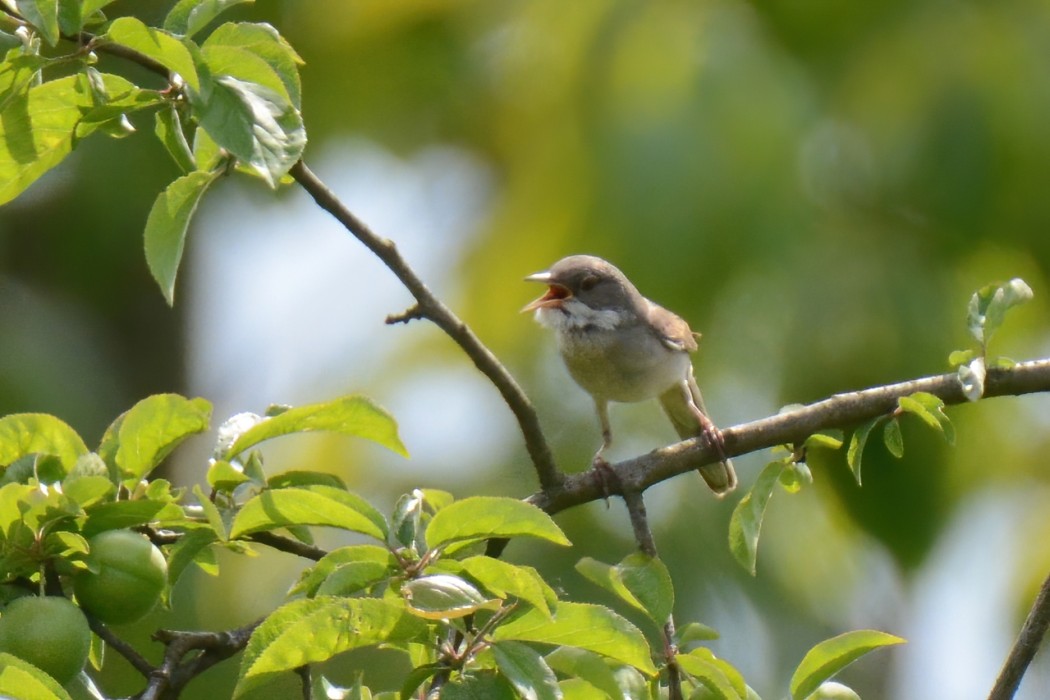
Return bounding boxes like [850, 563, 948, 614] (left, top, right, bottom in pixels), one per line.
[73, 529, 168, 625]
[0, 596, 91, 684]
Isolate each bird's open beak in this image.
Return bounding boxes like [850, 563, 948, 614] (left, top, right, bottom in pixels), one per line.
[522, 272, 572, 312]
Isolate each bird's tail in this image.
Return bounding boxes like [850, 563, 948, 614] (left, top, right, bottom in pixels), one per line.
[658, 373, 737, 496]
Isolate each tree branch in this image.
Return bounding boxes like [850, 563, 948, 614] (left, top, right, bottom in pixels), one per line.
[988, 568, 1050, 700]
[530, 359, 1050, 514]
[289, 160, 561, 490]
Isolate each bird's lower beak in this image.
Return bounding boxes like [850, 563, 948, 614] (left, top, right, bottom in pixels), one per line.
[522, 273, 572, 312]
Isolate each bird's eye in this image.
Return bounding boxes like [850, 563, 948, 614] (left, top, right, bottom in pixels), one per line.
[580, 275, 599, 291]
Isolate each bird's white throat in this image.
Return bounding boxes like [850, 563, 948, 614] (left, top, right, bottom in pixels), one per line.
[533, 299, 625, 332]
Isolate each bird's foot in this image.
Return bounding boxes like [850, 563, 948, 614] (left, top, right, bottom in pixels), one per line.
[698, 418, 729, 464]
[591, 454, 616, 508]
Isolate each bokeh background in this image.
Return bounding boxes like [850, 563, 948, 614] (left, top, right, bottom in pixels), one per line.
[3, 0, 1050, 697]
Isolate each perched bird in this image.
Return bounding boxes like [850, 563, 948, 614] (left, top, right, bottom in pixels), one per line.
[523, 254, 736, 495]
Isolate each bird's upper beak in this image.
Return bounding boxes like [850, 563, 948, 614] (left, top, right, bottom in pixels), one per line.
[522, 271, 572, 312]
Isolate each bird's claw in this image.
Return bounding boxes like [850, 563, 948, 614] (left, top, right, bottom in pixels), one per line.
[591, 454, 615, 508]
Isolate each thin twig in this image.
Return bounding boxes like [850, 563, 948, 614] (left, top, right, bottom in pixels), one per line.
[531, 359, 1050, 515]
[86, 614, 154, 677]
[988, 568, 1050, 700]
[622, 490, 683, 700]
[289, 160, 561, 490]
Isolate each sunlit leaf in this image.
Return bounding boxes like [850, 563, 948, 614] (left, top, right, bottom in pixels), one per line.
[82, 500, 184, 537]
[728, 461, 785, 575]
[315, 561, 391, 597]
[106, 17, 200, 91]
[441, 672, 518, 699]
[426, 497, 570, 550]
[234, 597, 428, 698]
[15, 0, 60, 46]
[898, 392, 954, 445]
[204, 22, 303, 106]
[790, 630, 904, 700]
[291, 545, 396, 597]
[456, 556, 555, 618]
[115, 394, 212, 481]
[492, 602, 657, 676]
[0, 652, 73, 700]
[676, 648, 743, 700]
[803, 430, 843, 451]
[225, 395, 407, 458]
[0, 413, 87, 473]
[154, 104, 196, 173]
[229, 486, 387, 541]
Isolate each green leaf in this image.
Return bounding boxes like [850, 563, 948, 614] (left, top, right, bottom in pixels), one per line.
[15, 0, 60, 46]
[967, 278, 1034, 347]
[164, 0, 254, 38]
[426, 497, 570, 550]
[315, 560, 391, 597]
[790, 630, 905, 700]
[803, 430, 843, 451]
[204, 22, 303, 106]
[206, 460, 250, 493]
[234, 597, 428, 698]
[115, 394, 212, 481]
[0, 413, 87, 473]
[61, 474, 114, 509]
[544, 648, 622, 699]
[778, 462, 811, 494]
[441, 672, 518, 700]
[728, 461, 785, 575]
[882, 418, 903, 459]
[402, 574, 501, 620]
[166, 526, 218, 586]
[291, 544, 396, 597]
[0, 50, 49, 111]
[192, 124, 223, 170]
[947, 348, 974, 368]
[229, 486, 388, 541]
[616, 553, 674, 625]
[576, 553, 673, 626]
[492, 602, 657, 676]
[196, 74, 304, 187]
[678, 621, 720, 645]
[0, 652, 73, 700]
[106, 17, 200, 92]
[491, 641, 561, 700]
[675, 648, 743, 700]
[201, 44, 292, 105]
[154, 104, 196, 173]
[193, 484, 227, 540]
[456, 556, 555, 618]
[845, 418, 878, 486]
[898, 392, 954, 445]
[145, 171, 218, 305]
[82, 500, 184, 537]
[958, 356, 986, 402]
[225, 395, 407, 458]
[0, 76, 85, 205]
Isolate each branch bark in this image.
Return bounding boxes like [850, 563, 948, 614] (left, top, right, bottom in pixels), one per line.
[289, 161, 562, 491]
[530, 359, 1050, 515]
[988, 568, 1050, 700]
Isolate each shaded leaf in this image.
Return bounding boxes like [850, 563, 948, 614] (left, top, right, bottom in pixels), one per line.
[225, 395, 407, 458]
[440, 672, 518, 700]
[426, 497, 570, 550]
[492, 602, 657, 676]
[882, 418, 903, 459]
[675, 648, 742, 700]
[164, 0, 254, 38]
[491, 641, 561, 700]
[315, 561, 391, 597]
[145, 171, 217, 305]
[196, 74, 304, 187]
[15, 0, 60, 46]
[790, 630, 904, 700]
[82, 500, 184, 537]
[728, 461, 785, 575]
[544, 648, 622, 699]
[154, 104, 196, 173]
[401, 575, 501, 620]
[845, 418, 878, 486]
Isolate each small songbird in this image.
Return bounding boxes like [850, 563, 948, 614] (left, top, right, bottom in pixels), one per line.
[524, 254, 736, 495]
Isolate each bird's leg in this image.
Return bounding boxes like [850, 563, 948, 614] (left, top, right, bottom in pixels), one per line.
[681, 384, 728, 463]
[592, 400, 617, 504]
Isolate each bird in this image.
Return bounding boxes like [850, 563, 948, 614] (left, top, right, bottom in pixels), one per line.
[523, 254, 736, 495]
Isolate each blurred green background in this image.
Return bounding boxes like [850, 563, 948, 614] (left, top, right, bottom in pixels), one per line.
[4, 0, 1050, 697]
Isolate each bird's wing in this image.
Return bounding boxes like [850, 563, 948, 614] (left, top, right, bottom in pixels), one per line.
[645, 299, 699, 353]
